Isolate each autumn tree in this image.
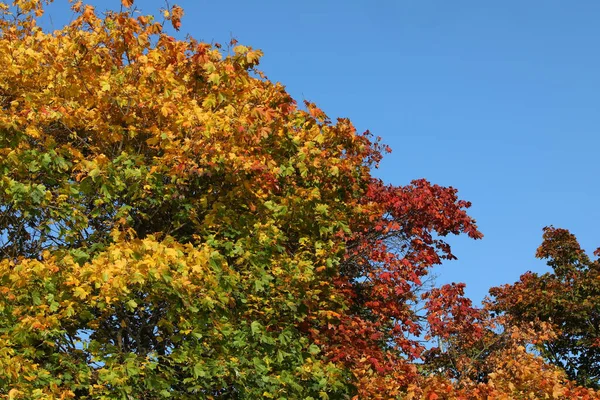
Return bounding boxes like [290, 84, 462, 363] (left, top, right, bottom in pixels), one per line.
[489, 227, 600, 389]
[1, 1, 600, 399]
[0, 1, 372, 397]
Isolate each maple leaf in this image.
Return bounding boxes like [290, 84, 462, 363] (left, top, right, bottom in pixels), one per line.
[170, 5, 183, 31]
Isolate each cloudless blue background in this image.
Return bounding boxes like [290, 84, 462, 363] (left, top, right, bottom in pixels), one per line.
[43, 0, 600, 303]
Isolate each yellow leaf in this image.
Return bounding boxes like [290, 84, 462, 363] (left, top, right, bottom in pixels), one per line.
[25, 125, 40, 138]
[73, 286, 88, 299]
[100, 80, 111, 92]
[234, 45, 248, 55]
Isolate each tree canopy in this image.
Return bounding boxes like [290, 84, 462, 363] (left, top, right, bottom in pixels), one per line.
[489, 227, 600, 389]
[0, 1, 599, 398]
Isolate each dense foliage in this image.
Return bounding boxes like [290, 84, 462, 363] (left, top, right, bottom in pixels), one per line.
[490, 227, 600, 389]
[0, 1, 598, 398]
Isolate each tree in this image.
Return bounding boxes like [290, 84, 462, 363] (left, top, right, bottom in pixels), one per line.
[489, 226, 600, 389]
[0, 1, 599, 398]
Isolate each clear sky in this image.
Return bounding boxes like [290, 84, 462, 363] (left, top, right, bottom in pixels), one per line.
[42, 0, 600, 303]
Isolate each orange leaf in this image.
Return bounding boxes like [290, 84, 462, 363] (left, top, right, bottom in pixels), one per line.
[171, 5, 184, 31]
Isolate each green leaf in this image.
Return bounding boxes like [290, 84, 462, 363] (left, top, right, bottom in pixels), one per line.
[126, 299, 138, 310]
[193, 362, 206, 378]
[251, 320, 262, 336]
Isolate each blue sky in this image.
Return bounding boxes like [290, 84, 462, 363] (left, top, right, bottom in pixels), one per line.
[43, 0, 600, 303]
